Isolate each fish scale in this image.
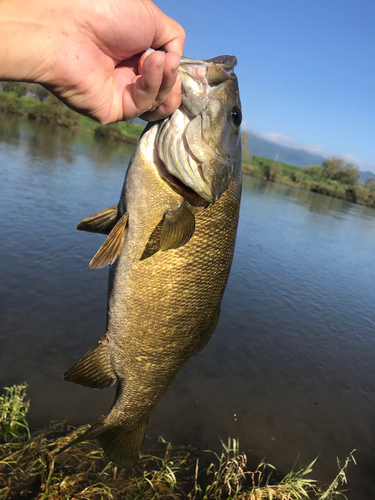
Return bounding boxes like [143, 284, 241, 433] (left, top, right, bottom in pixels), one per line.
[59, 55, 242, 466]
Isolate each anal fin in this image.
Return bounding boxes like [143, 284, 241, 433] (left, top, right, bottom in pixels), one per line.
[64, 335, 116, 389]
[77, 206, 119, 235]
[89, 212, 129, 269]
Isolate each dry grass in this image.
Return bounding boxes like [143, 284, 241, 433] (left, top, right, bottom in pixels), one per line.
[0, 384, 355, 500]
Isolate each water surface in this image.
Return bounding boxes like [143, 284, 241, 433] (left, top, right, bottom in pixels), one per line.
[1, 113, 374, 497]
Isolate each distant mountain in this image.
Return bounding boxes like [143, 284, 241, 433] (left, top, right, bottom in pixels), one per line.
[246, 133, 326, 168]
[358, 170, 375, 184]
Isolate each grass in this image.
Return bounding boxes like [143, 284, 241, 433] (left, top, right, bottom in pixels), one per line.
[242, 156, 375, 209]
[0, 384, 356, 500]
[0, 90, 144, 144]
[0, 384, 30, 442]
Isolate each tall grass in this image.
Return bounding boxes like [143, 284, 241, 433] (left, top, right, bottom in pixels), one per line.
[0, 383, 30, 442]
[0, 384, 356, 499]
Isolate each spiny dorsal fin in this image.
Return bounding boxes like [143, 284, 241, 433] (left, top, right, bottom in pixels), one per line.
[64, 335, 116, 389]
[89, 213, 129, 269]
[160, 201, 195, 251]
[77, 206, 119, 235]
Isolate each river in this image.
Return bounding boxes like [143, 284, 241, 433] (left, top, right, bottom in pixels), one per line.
[1, 113, 374, 497]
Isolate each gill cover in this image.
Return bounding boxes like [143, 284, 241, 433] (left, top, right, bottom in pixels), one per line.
[156, 55, 242, 205]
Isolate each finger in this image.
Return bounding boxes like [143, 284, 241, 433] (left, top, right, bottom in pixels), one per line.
[146, 51, 180, 109]
[160, 33, 185, 56]
[131, 49, 165, 112]
[137, 49, 154, 75]
[150, 5, 185, 56]
[140, 73, 181, 121]
[108, 50, 165, 122]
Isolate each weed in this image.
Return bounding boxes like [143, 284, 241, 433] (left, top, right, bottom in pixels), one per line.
[0, 383, 30, 442]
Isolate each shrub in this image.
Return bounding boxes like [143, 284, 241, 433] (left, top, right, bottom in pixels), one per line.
[305, 165, 322, 177]
[94, 123, 139, 145]
[28, 101, 80, 127]
[321, 157, 360, 185]
[0, 91, 25, 115]
[1, 82, 27, 97]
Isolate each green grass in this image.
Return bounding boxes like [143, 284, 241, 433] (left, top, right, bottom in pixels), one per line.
[0, 384, 30, 442]
[0, 384, 356, 499]
[243, 155, 375, 209]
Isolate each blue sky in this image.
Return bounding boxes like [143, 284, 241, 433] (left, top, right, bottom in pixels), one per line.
[157, 0, 375, 171]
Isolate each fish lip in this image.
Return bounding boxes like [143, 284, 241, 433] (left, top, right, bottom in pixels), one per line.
[179, 56, 237, 87]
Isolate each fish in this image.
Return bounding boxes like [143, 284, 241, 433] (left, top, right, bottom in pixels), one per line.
[60, 54, 242, 466]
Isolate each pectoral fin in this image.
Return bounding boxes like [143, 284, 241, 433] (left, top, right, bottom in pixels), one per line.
[77, 206, 119, 235]
[140, 202, 196, 260]
[89, 213, 128, 269]
[64, 335, 116, 389]
[160, 202, 195, 251]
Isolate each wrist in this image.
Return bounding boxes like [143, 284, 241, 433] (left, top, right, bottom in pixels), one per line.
[0, 0, 65, 84]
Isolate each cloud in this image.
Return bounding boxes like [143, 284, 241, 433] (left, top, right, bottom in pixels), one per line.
[257, 131, 328, 157]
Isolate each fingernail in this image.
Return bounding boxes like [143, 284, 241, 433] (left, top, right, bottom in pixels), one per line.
[156, 52, 165, 73]
[171, 57, 181, 77]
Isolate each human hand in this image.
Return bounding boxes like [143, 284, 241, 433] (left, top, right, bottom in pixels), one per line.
[0, 0, 185, 123]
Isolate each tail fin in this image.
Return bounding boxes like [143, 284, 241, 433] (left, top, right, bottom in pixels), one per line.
[56, 417, 148, 468]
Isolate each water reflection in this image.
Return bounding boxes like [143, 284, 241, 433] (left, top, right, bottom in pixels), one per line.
[0, 112, 135, 170]
[1, 116, 375, 498]
[243, 176, 362, 219]
[0, 112, 21, 142]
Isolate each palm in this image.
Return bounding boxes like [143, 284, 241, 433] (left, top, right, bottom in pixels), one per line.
[48, 0, 185, 123]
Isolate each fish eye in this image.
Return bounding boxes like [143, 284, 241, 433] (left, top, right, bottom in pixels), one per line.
[231, 106, 242, 126]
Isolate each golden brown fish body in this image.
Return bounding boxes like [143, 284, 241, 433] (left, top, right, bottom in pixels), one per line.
[62, 55, 242, 465]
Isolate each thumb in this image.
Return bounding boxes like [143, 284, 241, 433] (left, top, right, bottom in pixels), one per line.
[149, 4, 185, 56]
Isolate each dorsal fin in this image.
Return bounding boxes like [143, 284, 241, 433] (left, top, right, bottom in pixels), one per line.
[89, 213, 129, 269]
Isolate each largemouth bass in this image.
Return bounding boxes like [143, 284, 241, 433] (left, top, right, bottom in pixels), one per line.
[61, 55, 242, 466]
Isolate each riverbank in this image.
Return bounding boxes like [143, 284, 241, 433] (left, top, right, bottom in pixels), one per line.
[243, 156, 375, 209]
[0, 90, 143, 145]
[0, 384, 354, 499]
[2, 87, 374, 210]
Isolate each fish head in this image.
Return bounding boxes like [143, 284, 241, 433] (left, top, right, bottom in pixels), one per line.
[155, 55, 242, 205]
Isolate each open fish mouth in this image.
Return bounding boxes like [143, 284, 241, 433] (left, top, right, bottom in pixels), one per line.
[155, 55, 240, 206]
[155, 107, 218, 207]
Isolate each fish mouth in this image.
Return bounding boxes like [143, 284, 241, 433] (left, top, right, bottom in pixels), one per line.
[155, 107, 230, 205]
[179, 55, 237, 91]
[153, 140, 209, 208]
[154, 55, 239, 205]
